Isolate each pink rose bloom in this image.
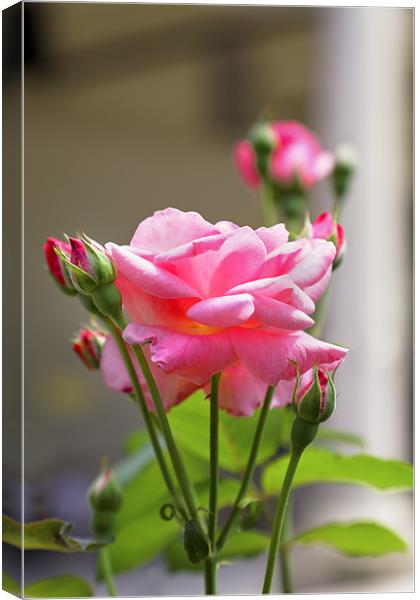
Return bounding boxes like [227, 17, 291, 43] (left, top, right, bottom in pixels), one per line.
[105, 208, 347, 415]
[100, 335, 198, 411]
[234, 121, 334, 190]
[310, 212, 346, 262]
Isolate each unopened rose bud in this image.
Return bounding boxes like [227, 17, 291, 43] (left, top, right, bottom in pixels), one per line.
[44, 237, 77, 295]
[56, 234, 125, 327]
[183, 519, 209, 564]
[73, 328, 106, 370]
[310, 212, 346, 269]
[293, 366, 336, 424]
[332, 143, 358, 199]
[88, 468, 123, 513]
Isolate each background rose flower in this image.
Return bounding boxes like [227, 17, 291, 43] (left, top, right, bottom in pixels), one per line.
[100, 335, 197, 411]
[106, 208, 347, 406]
[234, 120, 334, 190]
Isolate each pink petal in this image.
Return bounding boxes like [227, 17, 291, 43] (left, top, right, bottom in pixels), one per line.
[233, 140, 260, 188]
[154, 230, 235, 265]
[312, 151, 335, 180]
[227, 274, 315, 314]
[288, 238, 336, 288]
[209, 227, 267, 296]
[252, 296, 314, 330]
[187, 294, 255, 328]
[123, 324, 236, 385]
[100, 336, 197, 411]
[311, 212, 334, 240]
[216, 363, 271, 417]
[255, 224, 289, 253]
[130, 207, 219, 252]
[230, 328, 348, 385]
[107, 243, 201, 299]
[115, 272, 191, 326]
[303, 266, 332, 302]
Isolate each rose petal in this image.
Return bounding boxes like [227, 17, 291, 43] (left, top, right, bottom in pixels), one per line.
[124, 324, 236, 385]
[230, 328, 348, 385]
[187, 294, 255, 328]
[107, 243, 201, 299]
[131, 207, 219, 252]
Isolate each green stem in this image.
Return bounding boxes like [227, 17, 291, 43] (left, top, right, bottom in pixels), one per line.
[132, 344, 199, 522]
[217, 385, 275, 550]
[262, 450, 302, 594]
[100, 547, 117, 596]
[104, 318, 186, 519]
[279, 505, 292, 593]
[206, 373, 221, 595]
[261, 181, 278, 226]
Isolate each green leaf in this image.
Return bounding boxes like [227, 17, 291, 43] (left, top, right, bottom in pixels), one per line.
[108, 478, 244, 575]
[3, 515, 109, 552]
[262, 449, 413, 494]
[108, 506, 179, 574]
[25, 575, 93, 598]
[291, 521, 407, 556]
[315, 428, 365, 449]
[165, 531, 270, 571]
[3, 572, 20, 595]
[168, 391, 290, 472]
[115, 449, 208, 530]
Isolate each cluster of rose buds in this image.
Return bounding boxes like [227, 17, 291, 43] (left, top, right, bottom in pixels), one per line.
[73, 327, 107, 371]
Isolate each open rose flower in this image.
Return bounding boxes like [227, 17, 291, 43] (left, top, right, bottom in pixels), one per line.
[100, 334, 198, 411]
[105, 208, 347, 416]
[234, 121, 334, 190]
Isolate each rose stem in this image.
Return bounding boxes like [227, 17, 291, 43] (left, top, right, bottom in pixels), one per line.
[132, 344, 200, 523]
[104, 317, 187, 520]
[217, 385, 275, 550]
[205, 372, 222, 595]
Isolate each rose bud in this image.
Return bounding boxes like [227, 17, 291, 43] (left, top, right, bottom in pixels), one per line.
[88, 468, 123, 540]
[183, 519, 209, 565]
[292, 366, 336, 425]
[44, 237, 77, 295]
[73, 327, 106, 370]
[332, 142, 358, 199]
[309, 212, 346, 269]
[88, 468, 123, 513]
[234, 120, 334, 191]
[56, 234, 125, 327]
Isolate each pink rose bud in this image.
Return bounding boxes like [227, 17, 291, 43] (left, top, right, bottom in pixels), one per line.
[292, 366, 336, 424]
[56, 234, 125, 327]
[234, 120, 334, 191]
[310, 212, 346, 268]
[73, 327, 106, 370]
[44, 237, 77, 295]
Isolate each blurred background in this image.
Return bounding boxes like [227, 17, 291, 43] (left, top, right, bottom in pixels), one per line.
[3, 2, 413, 594]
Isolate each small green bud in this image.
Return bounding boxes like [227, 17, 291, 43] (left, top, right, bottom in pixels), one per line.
[88, 469, 123, 513]
[294, 367, 336, 424]
[249, 122, 277, 179]
[183, 519, 209, 564]
[91, 510, 116, 539]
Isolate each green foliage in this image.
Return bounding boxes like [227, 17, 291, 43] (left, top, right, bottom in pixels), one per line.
[167, 391, 288, 472]
[3, 573, 93, 598]
[291, 521, 407, 556]
[165, 531, 271, 572]
[106, 478, 244, 575]
[315, 428, 365, 449]
[2, 515, 109, 553]
[262, 449, 413, 494]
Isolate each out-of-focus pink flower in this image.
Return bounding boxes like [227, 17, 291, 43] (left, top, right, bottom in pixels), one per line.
[100, 335, 198, 411]
[44, 237, 76, 294]
[233, 140, 261, 188]
[105, 208, 347, 411]
[310, 212, 346, 264]
[234, 121, 334, 190]
[73, 327, 107, 370]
